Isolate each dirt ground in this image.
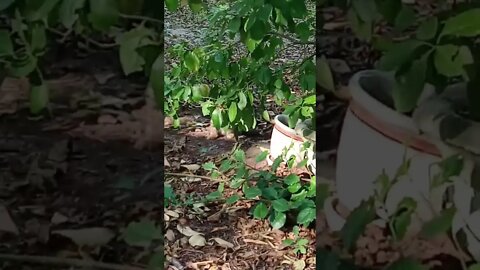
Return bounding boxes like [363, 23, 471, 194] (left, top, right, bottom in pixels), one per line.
[0, 45, 165, 269]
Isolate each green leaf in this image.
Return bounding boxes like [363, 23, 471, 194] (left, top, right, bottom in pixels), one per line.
[147, 252, 164, 270]
[284, 174, 300, 185]
[392, 197, 417, 241]
[184, 52, 200, 73]
[30, 24, 46, 53]
[226, 194, 240, 205]
[253, 202, 269, 219]
[88, 0, 119, 31]
[317, 183, 330, 209]
[272, 199, 290, 212]
[249, 20, 268, 41]
[386, 258, 426, 270]
[244, 16, 256, 31]
[188, 0, 203, 13]
[59, 0, 86, 28]
[468, 264, 480, 270]
[238, 92, 247, 110]
[255, 151, 268, 162]
[234, 149, 246, 162]
[420, 207, 456, 239]
[377, 0, 401, 24]
[25, 0, 60, 21]
[340, 199, 375, 251]
[228, 102, 237, 122]
[297, 207, 315, 226]
[30, 83, 49, 115]
[392, 54, 428, 113]
[244, 186, 262, 199]
[287, 182, 302, 193]
[257, 4, 272, 21]
[257, 67, 272, 85]
[378, 40, 424, 71]
[0, 0, 14, 11]
[206, 191, 222, 201]
[202, 162, 216, 171]
[295, 22, 311, 42]
[303, 95, 316, 105]
[271, 211, 286, 229]
[116, 27, 153, 75]
[123, 219, 160, 247]
[0, 30, 14, 56]
[347, 9, 372, 41]
[165, 0, 179, 11]
[434, 44, 465, 77]
[300, 74, 315, 91]
[149, 54, 163, 108]
[9, 55, 37, 77]
[317, 55, 334, 91]
[439, 154, 464, 179]
[228, 17, 241, 32]
[394, 5, 416, 32]
[416, 17, 438, 40]
[262, 110, 270, 122]
[352, 0, 377, 22]
[441, 9, 480, 37]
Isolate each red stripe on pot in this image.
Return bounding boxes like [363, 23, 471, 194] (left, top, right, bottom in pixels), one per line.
[274, 124, 305, 142]
[349, 101, 441, 157]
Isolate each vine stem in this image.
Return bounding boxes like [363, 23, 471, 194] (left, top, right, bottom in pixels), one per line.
[0, 253, 145, 270]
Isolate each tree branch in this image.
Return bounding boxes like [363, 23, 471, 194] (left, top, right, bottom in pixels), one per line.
[269, 32, 314, 45]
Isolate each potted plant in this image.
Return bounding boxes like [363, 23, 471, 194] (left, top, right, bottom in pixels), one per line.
[336, 6, 480, 242]
[268, 114, 316, 175]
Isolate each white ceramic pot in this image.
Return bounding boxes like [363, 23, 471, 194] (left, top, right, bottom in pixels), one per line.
[269, 114, 304, 164]
[336, 70, 442, 228]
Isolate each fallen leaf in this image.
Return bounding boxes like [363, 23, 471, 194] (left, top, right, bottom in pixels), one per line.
[165, 157, 171, 167]
[165, 209, 180, 219]
[93, 72, 115, 84]
[177, 224, 202, 237]
[293, 260, 306, 270]
[0, 205, 19, 235]
[166, 229, 175, 242]
[213, 237, 234, 248]
[181, 164, 201, 171]
[51, 212, 68, 225]
[97, 114, 118, 124]
[52, 227, 115, 246]
[189, 234, 206, 247]
[328, 59, 351, 74]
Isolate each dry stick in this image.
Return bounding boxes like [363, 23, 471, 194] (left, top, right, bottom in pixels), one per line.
[0, 253, 145, 270]
[165, 172, 223, 182]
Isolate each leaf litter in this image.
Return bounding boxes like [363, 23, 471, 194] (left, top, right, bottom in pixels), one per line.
[0, 49, 165, 269]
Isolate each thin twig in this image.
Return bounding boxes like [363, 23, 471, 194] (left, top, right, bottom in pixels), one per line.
[119, 13, 163, 24]
[165, 172, 223, 182]
[269, 32, 314, 45]
[0, 253, 145, 270]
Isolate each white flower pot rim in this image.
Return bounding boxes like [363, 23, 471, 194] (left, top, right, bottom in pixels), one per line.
[349, 70, 441, 157]
[273, 114, 305, 142]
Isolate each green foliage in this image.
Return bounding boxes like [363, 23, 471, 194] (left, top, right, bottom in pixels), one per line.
[0, 0, 163, 114]
[164, 0, 315, 130]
